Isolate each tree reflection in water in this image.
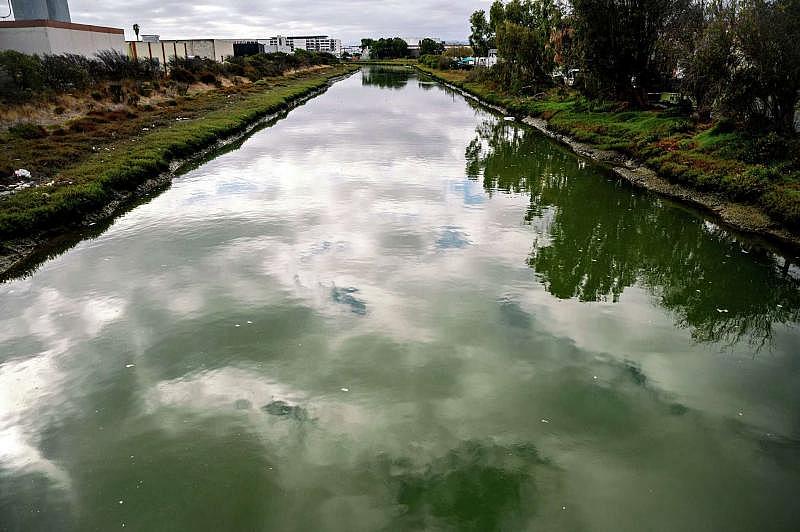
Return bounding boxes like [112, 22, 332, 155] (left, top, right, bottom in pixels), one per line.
[361, 66, 412, 90]
[385, 440, 543, 531]
[466, 118, 800, 348]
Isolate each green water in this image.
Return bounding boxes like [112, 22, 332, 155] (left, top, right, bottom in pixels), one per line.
[2, 67, 800, 531]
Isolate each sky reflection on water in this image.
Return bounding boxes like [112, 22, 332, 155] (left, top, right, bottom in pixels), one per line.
[1, 67, 799, 531]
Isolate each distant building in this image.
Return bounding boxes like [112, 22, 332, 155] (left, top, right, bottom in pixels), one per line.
[476, 49, 498, 68]
[0, 0, 124, 57]
[263, 35, 292, 54]
[127, 33, 343, 65]
[342, 45, 362, 57]
[128, 38, 238, 65]
[402, 37, 443, 57]
[233, 41, 265, 57]
[267, 35, 342, 56]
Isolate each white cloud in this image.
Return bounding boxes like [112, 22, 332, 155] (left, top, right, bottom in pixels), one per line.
[63, 0, 490, 43]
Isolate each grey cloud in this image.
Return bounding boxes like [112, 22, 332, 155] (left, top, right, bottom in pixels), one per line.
[67, 0, 490, 44]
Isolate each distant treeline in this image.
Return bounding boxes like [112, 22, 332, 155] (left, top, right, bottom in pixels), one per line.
[467, 0, 799, 134]
[359, 37, 454, 59]
[0, 49, 339, 103]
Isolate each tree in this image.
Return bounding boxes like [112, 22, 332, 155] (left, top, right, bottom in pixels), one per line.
[727, 0, 800, 133]
[489, 1, 507, 30]
[489, 1, 563, 91]
[680, 1, 737, 121]
[572, 0, 693, 103]
[361, 37, 409, 59]
[444, 46, 474, 58]
[420, 38, 445, 56]
[469, 10, 494, 56]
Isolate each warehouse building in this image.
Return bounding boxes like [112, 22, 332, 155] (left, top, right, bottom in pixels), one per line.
[128, 36, 237, 64]
[0, 0, 125, 56]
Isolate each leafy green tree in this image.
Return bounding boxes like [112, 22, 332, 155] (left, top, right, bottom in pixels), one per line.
[488, 1, 562, 91]
[489, 0, 507, 30]
[419, 38, 445, 56]
[679, 1, 737, 121]
[362, 37, 409, 59]
[572, 0, 693, 103]
[444, 46, 474, 58]
[726, 0, 800, 133]
[469, 10, 494, 56]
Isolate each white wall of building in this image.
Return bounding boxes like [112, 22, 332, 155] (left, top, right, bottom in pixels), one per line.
[128, 39, 236, 65]
[0, 22, 125, 56]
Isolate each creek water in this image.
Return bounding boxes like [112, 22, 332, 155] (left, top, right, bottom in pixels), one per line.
[2, 66, 800, 531]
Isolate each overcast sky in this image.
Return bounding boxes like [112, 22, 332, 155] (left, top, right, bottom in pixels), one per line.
[59, 0, 489, 44]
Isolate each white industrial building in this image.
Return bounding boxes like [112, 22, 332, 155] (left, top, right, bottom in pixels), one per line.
[0, 0, 125, 56]
[128, 37, 237, 64]
[267, 35, 342, 56]
[0, 0, 343, 61]
[262, 35, 292, 54]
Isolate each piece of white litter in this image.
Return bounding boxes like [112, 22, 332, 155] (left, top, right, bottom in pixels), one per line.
[247, 321, 253, 324]
[125, 364, 135, 369]
[119, 500, 124, 505]
[14, 169, 31, 179]
[341, 388, 349, 392]
[562, 506, 567, 511]
[738, 411, 744, 416]
[593, 375, 598, 380]
[541, 419, 550, 424]
[716, 308, 729, 313]
[235, 324, 241, 328]
[504, 116, 515, 121]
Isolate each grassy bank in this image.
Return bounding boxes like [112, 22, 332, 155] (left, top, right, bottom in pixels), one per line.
[416, 65, 800, 233]
[0, 65, 356, 241]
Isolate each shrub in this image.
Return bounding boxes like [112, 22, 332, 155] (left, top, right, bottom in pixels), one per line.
[762, 185, 800, 229]
[8, 122, 48, 139]
[721, 166, 777, 200]
[42, 54, 91, 91]
[94, 50, 162, 81]
[0, 50, 44, 102]
[199, 72, 218, 84]
[169, 67, 196, 83]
